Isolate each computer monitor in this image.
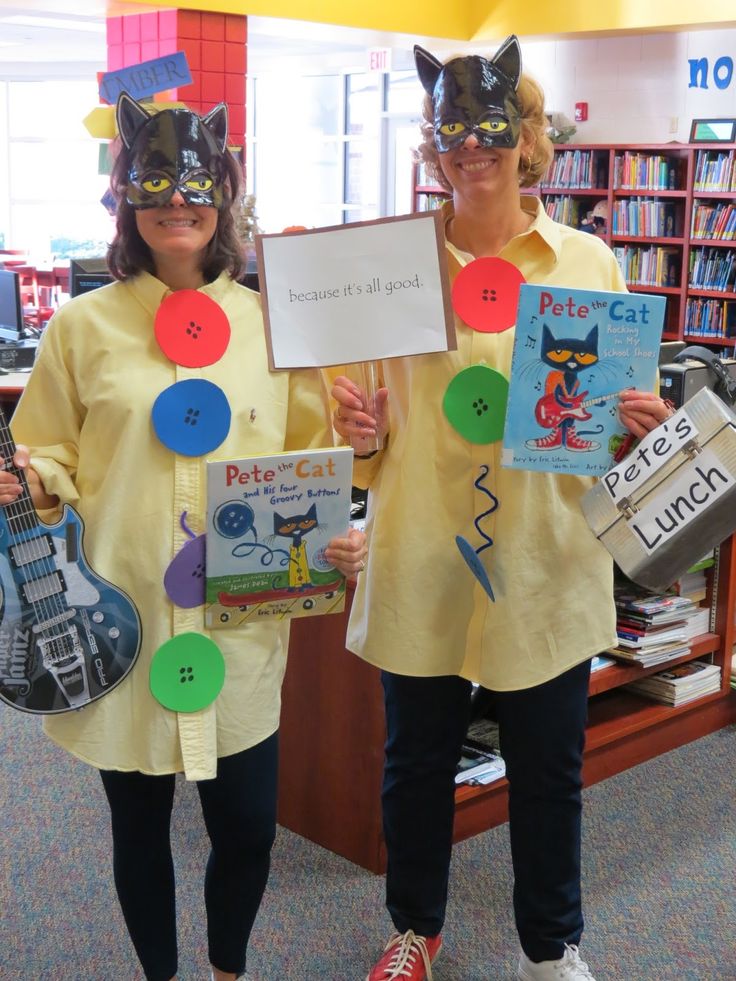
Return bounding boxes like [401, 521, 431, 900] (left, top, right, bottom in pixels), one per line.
[0, 268, 23, 342]
[658, 340, 686, 366]
[70, 257, 113, 298]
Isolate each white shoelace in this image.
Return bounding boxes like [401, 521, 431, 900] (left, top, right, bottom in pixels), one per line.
[557, 944, 596, 980]
[379, 931, 434, 980]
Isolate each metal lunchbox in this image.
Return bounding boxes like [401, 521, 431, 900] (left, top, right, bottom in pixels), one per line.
[581, 387, 736, 592]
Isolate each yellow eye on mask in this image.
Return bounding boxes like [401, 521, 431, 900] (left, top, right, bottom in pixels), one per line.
[478, 118, 509, 134]
[438, 121, 467, 137]
[140, 176, 172, 193]
[184, 175, 214, 191]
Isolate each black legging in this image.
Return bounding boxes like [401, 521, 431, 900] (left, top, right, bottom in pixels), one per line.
[100, 733, 278, 981]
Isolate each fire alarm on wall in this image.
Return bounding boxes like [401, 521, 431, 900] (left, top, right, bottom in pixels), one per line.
[574, 102, 588, 122]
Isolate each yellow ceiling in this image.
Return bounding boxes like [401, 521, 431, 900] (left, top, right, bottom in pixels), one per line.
[117, 0, 736, 40]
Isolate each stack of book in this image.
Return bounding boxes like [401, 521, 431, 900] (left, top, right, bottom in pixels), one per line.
[456, 717, 506, 787]
[625, 660, 721, 706]
[609, 588, 700, 668]
[455, 743, 505, 786]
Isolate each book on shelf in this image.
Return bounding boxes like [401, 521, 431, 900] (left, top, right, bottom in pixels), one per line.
[204, 446, 353, 627]
[465, 716, 501, 752]
[613, 587, 698, 623]
[613, 151, 680, 191]
[611, 198, 679, 238]
[693, 149, 736, 193]
[545, 148, 602, 189]
[625, 660, 721, 705]
[455, 742, 506, 786]
[615, 622, 689, 648]
[608, 641, 691, 669]
[689, 247, 736, 292]
[591, 653, 616, 672]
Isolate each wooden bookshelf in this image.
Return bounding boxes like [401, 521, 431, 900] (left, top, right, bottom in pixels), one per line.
[538, 143, 736, 346]
[412, 144, 736, 347]
[278, 539, 736, 874]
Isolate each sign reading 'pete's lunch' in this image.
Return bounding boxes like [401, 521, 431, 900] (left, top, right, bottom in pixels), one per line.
[602, 405, 736, 554]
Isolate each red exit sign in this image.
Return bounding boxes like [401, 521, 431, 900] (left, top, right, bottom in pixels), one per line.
[367, 48, 392, 73]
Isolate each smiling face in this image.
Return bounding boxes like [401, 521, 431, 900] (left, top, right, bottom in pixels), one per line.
[438, 131, 528, 202]
[134, 196, 218, 271]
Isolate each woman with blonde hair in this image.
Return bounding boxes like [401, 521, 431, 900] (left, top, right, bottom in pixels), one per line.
[333, 35, 669, 981]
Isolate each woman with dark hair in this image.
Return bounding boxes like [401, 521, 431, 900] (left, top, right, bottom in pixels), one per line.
[332, 36, 670, 981]
[0, 94, 365, 981]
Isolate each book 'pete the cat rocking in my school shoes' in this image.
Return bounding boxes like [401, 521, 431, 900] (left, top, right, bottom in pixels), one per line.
[205, 446, 353, 627]
[502, 284, 665, 477]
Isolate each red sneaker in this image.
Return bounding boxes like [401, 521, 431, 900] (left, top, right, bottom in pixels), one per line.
[525, 429, 563, 450]
[564, 425, 600, 452]
[366, 930, 443, 981]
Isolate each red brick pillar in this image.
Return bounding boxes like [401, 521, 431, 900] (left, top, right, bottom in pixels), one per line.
[105, 8, 247, 151]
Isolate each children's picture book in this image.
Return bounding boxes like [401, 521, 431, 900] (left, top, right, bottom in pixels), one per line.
[205, 446, 353, 627]
[501, 284, 665, 476]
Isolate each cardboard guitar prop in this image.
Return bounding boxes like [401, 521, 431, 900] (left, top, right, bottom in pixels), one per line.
[0, 410, 141, 713]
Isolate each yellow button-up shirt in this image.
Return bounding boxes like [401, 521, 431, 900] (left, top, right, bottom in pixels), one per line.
[11, 271, 331, 779]
[346, 198, 626, 690]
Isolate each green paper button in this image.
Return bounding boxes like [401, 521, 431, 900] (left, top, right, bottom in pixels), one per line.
[150, 632, 226, 713]
[443, 364, 509, 444]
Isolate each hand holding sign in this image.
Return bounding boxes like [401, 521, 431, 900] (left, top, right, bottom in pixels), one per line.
[332, 366, 389, 455]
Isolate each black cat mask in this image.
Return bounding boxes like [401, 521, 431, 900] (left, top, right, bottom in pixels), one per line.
[414, 36, 522, 153]
[116, 92, 228, 209]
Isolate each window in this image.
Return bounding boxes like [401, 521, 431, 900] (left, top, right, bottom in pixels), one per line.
[0, 79, 112, 257]
[250, 69, 384, 231]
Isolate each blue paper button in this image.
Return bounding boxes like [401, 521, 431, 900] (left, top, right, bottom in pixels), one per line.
[152, 378, 231, 457]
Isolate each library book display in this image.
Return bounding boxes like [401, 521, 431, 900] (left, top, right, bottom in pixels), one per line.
[414, 142, 736, 349]
[278, 541, 736, 873]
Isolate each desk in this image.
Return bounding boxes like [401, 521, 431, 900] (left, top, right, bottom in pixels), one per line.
[0, 371, 30, 417]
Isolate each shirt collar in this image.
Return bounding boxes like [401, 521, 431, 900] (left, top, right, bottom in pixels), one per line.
[125, 269, 232, 318]
[442, 195, 562, 265]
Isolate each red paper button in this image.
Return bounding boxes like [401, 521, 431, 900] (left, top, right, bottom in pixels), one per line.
[451, 257, 526, 333]
[155, 290, 231, 367]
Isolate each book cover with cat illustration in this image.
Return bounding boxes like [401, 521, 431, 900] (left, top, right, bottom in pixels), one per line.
[501, 284, 665, 476]
[205, 446, 353, 627]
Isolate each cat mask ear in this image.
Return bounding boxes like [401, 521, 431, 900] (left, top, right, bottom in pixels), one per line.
[414, 45, 444, 97]
[202, 103, 228, 154]
[116, 92, 152, 149]
[491, 35, 522, 91]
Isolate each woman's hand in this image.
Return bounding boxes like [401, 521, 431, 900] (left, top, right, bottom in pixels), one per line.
[0, 445, 58, 510]
[331, 374, 389, 456]
[324, 527, 368, 578]
[0, 445, 30, 505]
[618, 389, 674, 440]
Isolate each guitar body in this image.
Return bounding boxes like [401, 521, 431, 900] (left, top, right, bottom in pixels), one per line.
[535, 392, 591, 428]
[0, 503, 141, 714]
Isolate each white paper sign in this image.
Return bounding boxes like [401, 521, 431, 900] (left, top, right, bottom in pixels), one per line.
[625, 446, 735, 554]
[256, 213, 455, 369]
[602, 407, 697, 503]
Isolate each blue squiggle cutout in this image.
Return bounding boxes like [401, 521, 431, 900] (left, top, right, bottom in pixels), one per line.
[455, 464, 498, 601]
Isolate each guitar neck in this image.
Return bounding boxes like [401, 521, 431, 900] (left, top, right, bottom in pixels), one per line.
[580, 393, 618, 409]
[0, 405, 41, 538]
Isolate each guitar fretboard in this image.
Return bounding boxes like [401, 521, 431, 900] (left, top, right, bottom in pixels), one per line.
[0, 412, 41, 539]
